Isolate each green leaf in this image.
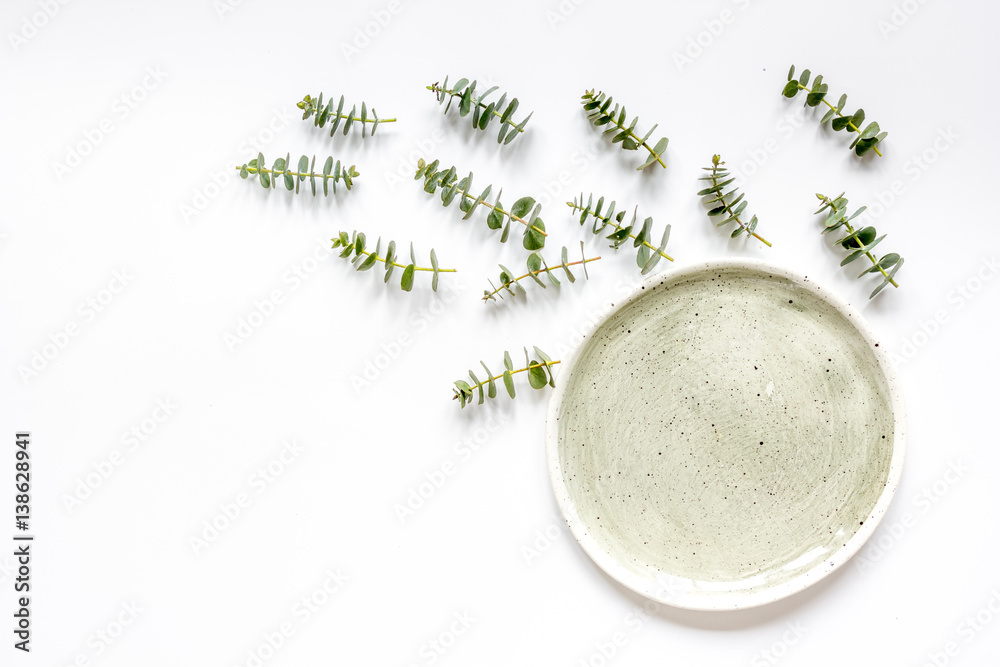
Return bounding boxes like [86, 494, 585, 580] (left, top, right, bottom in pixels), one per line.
[859, 121, 880, 140]
[502, 370, 515, 398]
[782, 80, 799, 98]
[831, 116, 852, 131]
[528, 364, 547, 389]
[482, 362, 496, 399]
[400, 264, 415, 291]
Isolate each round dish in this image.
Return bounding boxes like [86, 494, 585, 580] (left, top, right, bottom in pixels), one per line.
[546, 259, 905, 610]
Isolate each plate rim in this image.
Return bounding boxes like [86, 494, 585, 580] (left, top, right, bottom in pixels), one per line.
[544, 257, 907, 611]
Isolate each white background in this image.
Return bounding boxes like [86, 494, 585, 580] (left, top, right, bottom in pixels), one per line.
[3, 0, 999, 665]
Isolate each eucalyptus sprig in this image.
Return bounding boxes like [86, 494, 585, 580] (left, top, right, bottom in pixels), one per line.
[331, 230, 455, 292]
[782, 65, 887, 157]
[453, 347, 558, 408]
[427, 76, 531, 144]
[238, 152, 358, 195]
[580, 89, 669, 171]
[483, 242, 601, 303]
[298, 93, 396, 138]
[415, 158, 547, 250]
[698, 155, 771, 247]
[567, 193, 673, 274]
[814, 193, 903, 298]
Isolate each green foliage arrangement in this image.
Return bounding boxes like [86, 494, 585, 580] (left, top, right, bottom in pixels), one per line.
[698, 155, 771, 247]
[331, 230, 454, 292]
[427, 76, 531, 144]
[415, 158, 547, 250]
[567, 193, 672, 274]
[237, 152, 358, 195]
[814, 193, 902, 298]
[483, 243, 601, 303]
[298, 93, 396, 138]
[453, 347, 558, 408]
[782, 65, 887, 157]
[580, 89, 669, 171]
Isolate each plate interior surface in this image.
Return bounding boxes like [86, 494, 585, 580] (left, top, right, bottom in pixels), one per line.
[548, 263, 903, 610]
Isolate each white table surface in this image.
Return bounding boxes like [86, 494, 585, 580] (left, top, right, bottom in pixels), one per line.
[3, 0, 999, 664]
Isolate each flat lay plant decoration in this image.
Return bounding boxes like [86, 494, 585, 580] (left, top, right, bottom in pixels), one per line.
[698, 155, 771, 247]
[331, 230, 454, 292]
[415, 158, 547, 250]
[238, 153, 358, 195]
[298, 93, 396, 137]
[814, 193, 903, 298]
[483, 243, 601, 303]
[581, 89, 669, 171]
[453, 347, 559, 408]
[782, 65, 887, 157]
[427, 76, 531, 144]
[567, 193, 673, 274]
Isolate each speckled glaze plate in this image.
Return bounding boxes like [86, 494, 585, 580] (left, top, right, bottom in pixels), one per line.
[546, 259, 905, 610]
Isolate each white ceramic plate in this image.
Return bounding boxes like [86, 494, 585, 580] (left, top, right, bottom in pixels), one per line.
[546, 259, 905, 610]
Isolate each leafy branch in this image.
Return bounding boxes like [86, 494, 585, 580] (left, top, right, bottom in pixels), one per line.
[567, 193, 673, 274]
[483, 242, 601, 302]
[331, 230, 455, 292]
[698, 155, 771, 247]
[298, 93, 396, 138]
[415, 158, 547, 250]
[237, 152, 358, 195]
[782, 65, 887, 157]
[427, 76, 532, 144]
[814, 193, 903, 299]
[580, 89, 669, 171]
[453, 347, 558, 408]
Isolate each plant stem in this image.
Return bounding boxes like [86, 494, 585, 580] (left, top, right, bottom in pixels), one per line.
[426, 170, 547, 238]
[584, 93, 665, 168]
[818, 195, 897, 288]
[332, 113, 396, 124]
[237, 165, 352, 181]
[427, 83, 524, 134]
[798, 84, 883, 157]
[708, 168, 771, 247]
[566, 201, 673, 262]
[453, 361, 562, 400]
[355, 247, 456, 274]
[483, 256, 601, 301]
